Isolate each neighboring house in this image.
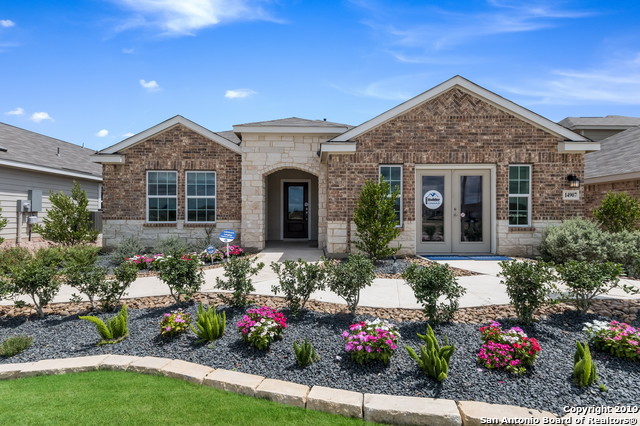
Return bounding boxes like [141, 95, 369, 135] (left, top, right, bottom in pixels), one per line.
[92, 76, 599, 256]
[583, 125, 640, 213]
[0, 122, 102, 245]
[558, 115, 640, 142]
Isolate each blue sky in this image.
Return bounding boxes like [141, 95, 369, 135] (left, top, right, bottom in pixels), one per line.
[1, 0, 639, 151]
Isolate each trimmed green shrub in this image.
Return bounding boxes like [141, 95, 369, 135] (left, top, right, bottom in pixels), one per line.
[66, 263, 108, 310]
[154, 236, 189, 256]
[324, 254, 375, 314]
[190, 304, 226, 343]
[353, 179, 401, 262]
[109, 236, 145, 266]
[271, 259, 326, 316]
[605, 230, 640, 278]
[0, 207, 8, 245]
[405, 324, 454, 382]
[0, 246, 31, 275]
[401, 263, 465, 323]
[498, 260, 554, 324]
[79, 304, 129, 345]
[32, 181, 98, 246]
[0, 335, 33, 358]
[215, 256, 265, 307]
[554, 261, 631, 313]
[573, 341, 598, 387]
[155, 253, 205, 303]
[293, 339, 320, 367]
[593, 191, 640, 233]
[539, 218, 609, 264]
[100, 261, 139, 311]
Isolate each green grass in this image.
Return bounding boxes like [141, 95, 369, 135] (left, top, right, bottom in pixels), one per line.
[0, 370, 376, 425]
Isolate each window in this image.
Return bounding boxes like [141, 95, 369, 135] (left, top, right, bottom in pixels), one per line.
[379, 165, 402, 226]
[508, 165, 531, 226]
[186, 171, 216, 223]
[147, 171, 177, 222]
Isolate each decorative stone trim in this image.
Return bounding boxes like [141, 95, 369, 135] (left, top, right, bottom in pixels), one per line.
[1, 356, 633, 425]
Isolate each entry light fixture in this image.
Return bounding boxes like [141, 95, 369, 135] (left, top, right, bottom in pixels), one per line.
[566, 174, 580, 188]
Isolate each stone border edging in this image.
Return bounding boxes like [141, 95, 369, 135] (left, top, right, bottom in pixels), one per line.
[0, 355, 634, 425]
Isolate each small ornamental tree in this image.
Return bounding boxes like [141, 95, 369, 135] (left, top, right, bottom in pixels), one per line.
[0, 206, 8, 244]
[33, 181, 98, 246]
[353, 178, 401, 262]
[593, 191, 640, 233]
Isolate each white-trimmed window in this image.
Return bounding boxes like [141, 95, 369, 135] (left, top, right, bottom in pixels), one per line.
[185, 171, 216, 223]
[379, 165, 403, 226]
[147, 171, 177, 222]
[508, 165, 531, 226]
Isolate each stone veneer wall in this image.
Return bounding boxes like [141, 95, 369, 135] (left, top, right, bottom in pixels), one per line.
[101, 124, 241, 249]
[240, 133, 333, 251]
[584, 179, 640, 217]
[325, 87, 585, 256]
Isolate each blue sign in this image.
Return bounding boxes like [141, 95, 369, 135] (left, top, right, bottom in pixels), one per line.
[206, 245, 216, 255]
[219, 229, 236, 243]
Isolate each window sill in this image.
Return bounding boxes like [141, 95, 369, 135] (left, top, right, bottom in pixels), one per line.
[184, 223, 217, 228]
[508, 226, 535, 233]
[144, 223, 177, 227]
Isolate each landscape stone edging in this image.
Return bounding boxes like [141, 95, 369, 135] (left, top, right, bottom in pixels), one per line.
[0, 355, 629, 425]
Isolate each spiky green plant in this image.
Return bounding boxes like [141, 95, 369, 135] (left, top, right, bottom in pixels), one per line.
[190, 304, 226, 343]
[0, 335, 33, 358]
[405, 324, 454, 381]
[79, 304, 129, 345]
[573, 341, 598, 387]
[293, 339, 320, 367]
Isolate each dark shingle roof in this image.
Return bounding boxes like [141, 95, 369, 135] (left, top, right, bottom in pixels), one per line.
[559, 116, 640, 129]
[215, 130, 241, 145]
[585, 126, 640, 179]
[235, 117, 352, 128]
[0, 122, 101, 178]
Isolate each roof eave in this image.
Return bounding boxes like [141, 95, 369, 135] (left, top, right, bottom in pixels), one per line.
[90, 154, 125, 164]
[0, 158, 102, 182]
[233, 125, 350, 134]
[557, 141, 601, 153]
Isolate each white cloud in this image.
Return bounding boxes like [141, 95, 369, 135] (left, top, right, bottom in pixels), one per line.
[224, 88, 257, 99]
[5, 107, 24, 115]
[331, 73, 433, 101]
[122, 132, 135, 138]
[0, 19, 15, 28]
[96, 129, 109, 137]
[122, 48, 135, 54]
[112, 0, 281, 35]
[139, 79, 160, 91]
[30, 112, 53, 123]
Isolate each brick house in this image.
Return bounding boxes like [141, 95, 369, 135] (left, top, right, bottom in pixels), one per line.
[92, 76, 599, 256]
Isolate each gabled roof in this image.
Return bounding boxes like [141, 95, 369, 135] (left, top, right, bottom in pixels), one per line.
[92, 115, 241, 163]
[585, 126, 640, 182]
[329, 75, 592, 147]
[233, 117, 351, 135]
[559, 115, 640, 130]
[0, 122, 102, 181]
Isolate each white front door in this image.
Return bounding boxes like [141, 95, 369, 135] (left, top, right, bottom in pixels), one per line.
[416, 169, 492, 254]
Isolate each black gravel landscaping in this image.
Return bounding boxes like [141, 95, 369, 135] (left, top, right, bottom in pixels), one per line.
[1, 303, 639, 416]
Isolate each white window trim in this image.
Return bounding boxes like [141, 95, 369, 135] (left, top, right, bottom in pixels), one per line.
[185, 171, 217, 224]
[508, 164, 532, 227]
[379, 164, 403, 228]
[146, 170, 178, 223]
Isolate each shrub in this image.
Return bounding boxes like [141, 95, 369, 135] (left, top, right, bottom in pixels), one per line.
[160, 309, 193, 337]
[605, 230, 640, 278]
[342, 319, 400, 365]
[35, 246, 66, 269]
[293, 339, 320, 367]
[593, 191, 640, 233]
[584, 320, 640, 361]
[477, 321, 541, 375]
[3, 249, 61, 317]
[0, 246, 31, 275]
[154, 236, 189, 256]
[554, 261, 630, 313]
[401, 262, 465, 323]
[353, 179, 401, 262]
[155, 253, 204, 303]
[0, 335, 33, 358]
[539, 218, 609, 264]
[32, 181, 98, 246]
[66, 263, 108, 310]
[498, 260, 554, 324]
[190, 304, 226, 343]
[215, 256, 264, 307]
[324, 254, 375, 314]
[0, 207, 8, 245]
[109, 236, 145, 266]
[271, 259, 326, 316]
[79, 304, 129, 345]
[405, 324, 454, 382]
[573, 341, 598, 387]
[237, 306, 287, 350]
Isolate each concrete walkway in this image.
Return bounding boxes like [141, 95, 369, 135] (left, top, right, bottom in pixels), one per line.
[2, 242, 640, 308]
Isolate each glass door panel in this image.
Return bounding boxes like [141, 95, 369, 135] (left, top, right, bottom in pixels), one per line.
[459, 175, 483, 242]
[421, 176, 445, 242]
[451, 170, 491, 253]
